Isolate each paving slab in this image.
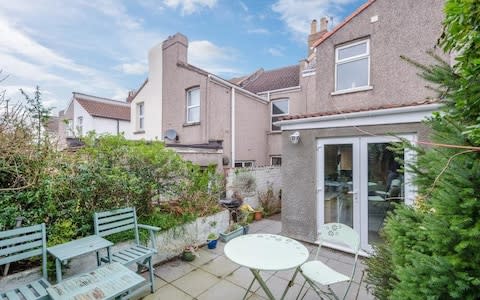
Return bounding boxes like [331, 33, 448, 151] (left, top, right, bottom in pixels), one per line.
[197, 278, 253, 300]
[171, 268, 221, 297]
[144, 283, 193, 300]
[143, 217, 372, 300]
[200, 255, 241, 278]
[154, 259, 197, 282]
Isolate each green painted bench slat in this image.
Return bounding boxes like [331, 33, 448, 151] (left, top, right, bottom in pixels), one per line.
[96, 211, 135, 224]
[18, 286, 36, 300]
[97, 218, 135, 232]
[95, 207, 134, 218]
[0, 225, 41, 239]
[4, 292, 19, 300]
[98, 224, 136, 237]
[93, 207, 159, 294]
[1, 240, 43, 256]
[0, 224, 49, 300]
[0, 232, 42, 248]
[0, 248, 42, 265]
[30, 280, 49, 298]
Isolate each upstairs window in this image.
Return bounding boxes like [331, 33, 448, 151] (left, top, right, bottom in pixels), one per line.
[271, 99, 289, 131]
[234, 161, 254, 168]
[186, 87, 200, 123]
[335, 39, 370, 91]
[137, 102, 144, 130]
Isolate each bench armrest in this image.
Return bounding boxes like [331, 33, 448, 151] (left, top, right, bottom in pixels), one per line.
[138, 224, 161, 232]
[138, 224, 161, 252]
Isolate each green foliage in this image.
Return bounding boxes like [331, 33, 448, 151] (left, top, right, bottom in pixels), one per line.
[0, 89, 223, 247]
[367, 1, 480, 298]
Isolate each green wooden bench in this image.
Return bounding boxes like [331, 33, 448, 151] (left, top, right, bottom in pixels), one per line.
[0, 223, 50, 300]
[93, 207, 160, 294]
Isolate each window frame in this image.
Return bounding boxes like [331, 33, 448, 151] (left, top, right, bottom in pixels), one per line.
[271, 98, 289, 132]
[137, 102, 144, 130]
[334, 39, 370, 92]
[186, 86, 200, 124]
[271, 156, 282, 166]
[234, 161, 255, 168]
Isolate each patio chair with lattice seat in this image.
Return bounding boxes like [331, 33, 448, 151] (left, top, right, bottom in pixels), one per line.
[296, 223, 360, 300]
[93, 207, 160, 294]
[0, 223, 50, 300]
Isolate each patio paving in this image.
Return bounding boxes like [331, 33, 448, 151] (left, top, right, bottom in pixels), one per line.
[137, 216, 375, 300]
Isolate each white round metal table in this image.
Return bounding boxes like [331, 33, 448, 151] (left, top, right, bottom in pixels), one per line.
[224, 234, 309, 300]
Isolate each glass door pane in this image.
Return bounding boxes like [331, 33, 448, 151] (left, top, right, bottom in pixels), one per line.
[324, 144, 354, 227]
[367, 143, 404, 243]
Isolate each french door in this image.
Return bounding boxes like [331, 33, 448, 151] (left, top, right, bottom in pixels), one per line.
[317, 135, 415, 252]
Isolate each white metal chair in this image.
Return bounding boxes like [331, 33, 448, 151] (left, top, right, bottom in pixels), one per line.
[296, 223, 360, 300]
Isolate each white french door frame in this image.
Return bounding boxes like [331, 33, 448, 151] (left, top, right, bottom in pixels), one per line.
[317, 134, 417, 253]
[316, 138, 361, 238]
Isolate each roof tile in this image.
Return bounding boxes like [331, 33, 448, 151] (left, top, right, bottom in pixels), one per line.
[76, 98, 130, 121]
[280, 99, 439, 121]
[241, 65, 299, 94]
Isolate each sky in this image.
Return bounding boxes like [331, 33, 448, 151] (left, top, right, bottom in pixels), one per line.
[0, 0, 364, 113]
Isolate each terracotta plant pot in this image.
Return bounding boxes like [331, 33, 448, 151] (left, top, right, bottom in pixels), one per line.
[254, 211, 263, 221]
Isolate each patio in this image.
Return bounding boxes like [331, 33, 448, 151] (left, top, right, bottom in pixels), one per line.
[137, 217, 374, 300]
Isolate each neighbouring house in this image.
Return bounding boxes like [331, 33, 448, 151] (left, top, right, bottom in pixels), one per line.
[58, 92, 131, 148]
[275, 0, 446, 254]
[129, 33, 307, 170]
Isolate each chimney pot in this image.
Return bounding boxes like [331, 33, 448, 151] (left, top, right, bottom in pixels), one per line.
[320, 17, 328, 32]
[310, 19, 317, 34]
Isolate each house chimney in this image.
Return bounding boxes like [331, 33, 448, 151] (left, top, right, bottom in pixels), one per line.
[320, 17, 328, 32]
[310, 19, 317, 34]
[126, 90, 136, 103]
[307, 17, 329, 56]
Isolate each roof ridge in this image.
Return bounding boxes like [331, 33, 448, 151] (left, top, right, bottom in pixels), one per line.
[74, 93, 130, 106]
[312, 0, 376, 48]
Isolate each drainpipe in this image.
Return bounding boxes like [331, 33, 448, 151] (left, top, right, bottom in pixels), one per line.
[231, 87, 235, 168]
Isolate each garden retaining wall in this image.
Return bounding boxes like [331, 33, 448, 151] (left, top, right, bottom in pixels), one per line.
[0, 210, 229, 290]
[226, 166, 281, 208]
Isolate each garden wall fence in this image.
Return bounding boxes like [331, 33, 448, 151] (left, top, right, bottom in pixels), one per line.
[225, 166, 282, 208]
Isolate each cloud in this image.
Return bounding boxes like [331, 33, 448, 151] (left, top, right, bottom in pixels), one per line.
[164, 0, 217, 15]
[0, 17, 92, 75]
[239, 1, 248, 12]
[272, 0, 356, 39]
[189, 40, 241, 75]
[267, 47, 284, 57]
[247, 28, 270, 34]
[117, 62, 148, 75]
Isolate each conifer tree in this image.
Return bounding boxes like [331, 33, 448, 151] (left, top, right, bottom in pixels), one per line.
[366, 1, 480, 298]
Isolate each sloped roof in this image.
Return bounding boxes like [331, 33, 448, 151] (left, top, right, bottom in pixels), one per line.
[240, 65, 300, 94]
[75, 96, 130, 121]
[280, 99, 439, 121]
[312, 0, 376, 48]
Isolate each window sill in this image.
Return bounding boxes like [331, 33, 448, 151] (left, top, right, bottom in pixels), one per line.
[268, 131, 282, 135]
[331, 86, 373, 96]
[133, 130, 145, 135]
[183, 122, 200, 127]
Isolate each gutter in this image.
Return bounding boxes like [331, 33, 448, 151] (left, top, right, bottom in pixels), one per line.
[207, 74, 268, 104]
[275, 103, 442, 127]
[257, 85, 301, 95]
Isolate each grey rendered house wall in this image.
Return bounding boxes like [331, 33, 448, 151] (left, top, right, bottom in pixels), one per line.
[311, 0, 445, 113]
[281, 123, 431, 242]
[281, 0, 444, 243]
[161, 34, 270, 167]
